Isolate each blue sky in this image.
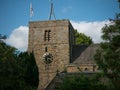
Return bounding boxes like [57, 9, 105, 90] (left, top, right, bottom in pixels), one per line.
[0, 0, 119, 35]
[0, 0, 119, 51]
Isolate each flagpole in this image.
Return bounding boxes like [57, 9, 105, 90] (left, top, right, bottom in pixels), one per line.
[48, 0, 56, 20]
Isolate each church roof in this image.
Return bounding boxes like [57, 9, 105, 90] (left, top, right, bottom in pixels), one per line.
[72, 44, 100, 65]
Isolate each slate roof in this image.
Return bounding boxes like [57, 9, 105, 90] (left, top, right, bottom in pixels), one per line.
[72, 44, 100, 65]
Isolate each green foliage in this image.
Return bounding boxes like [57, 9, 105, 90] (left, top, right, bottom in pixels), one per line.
[0, 40, 38, 90]
[0, 41, 25, 90]
[60, 74, 113, 90]
[74, 30, 93, 44]
[94, 12, 120, 89]
[18, 52, 39, 87]
[0, 34, 7, 40]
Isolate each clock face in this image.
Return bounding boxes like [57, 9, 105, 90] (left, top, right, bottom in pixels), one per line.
[43, 53, 53, 64]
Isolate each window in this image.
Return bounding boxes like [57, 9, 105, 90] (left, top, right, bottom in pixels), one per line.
[45, 47, 48, 52]
[84, 68, 88, 71]
[44, 30, 51, 41]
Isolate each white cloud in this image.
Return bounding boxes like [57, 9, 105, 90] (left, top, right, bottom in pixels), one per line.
[5, 20, 111, 51]
[71, 20, 111, 43]
[6, 26, 28, 52]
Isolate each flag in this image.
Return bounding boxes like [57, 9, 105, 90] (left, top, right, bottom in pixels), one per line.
[30, 3, 33, 18]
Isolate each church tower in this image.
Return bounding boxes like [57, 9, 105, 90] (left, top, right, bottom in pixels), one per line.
[28, 20, 75, 90]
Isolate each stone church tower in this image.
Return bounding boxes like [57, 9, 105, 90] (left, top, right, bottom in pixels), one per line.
[28, 20, 75, 90]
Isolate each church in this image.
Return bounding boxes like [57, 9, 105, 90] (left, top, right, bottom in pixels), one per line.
[28, 19, 99, 90]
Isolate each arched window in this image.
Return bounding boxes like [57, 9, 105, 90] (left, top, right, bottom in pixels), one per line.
[85, 68, 88, 71]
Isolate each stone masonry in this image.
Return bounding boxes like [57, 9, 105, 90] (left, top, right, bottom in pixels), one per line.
[28, 20, 75, 90]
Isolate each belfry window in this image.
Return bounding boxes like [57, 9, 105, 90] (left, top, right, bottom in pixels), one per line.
[45, 47, 48, 52]
[44, 30, 51, 41]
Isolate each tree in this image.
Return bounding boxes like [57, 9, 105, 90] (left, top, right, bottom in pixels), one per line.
[18, 52, 39, 88]
[0, 34, 7, 40]
[0, 35, 39, 90]
[0, 40, 24, 90]
[94, 6, 120, 90]
[60, 74, 112, 90]
[74, 30, 93, 45]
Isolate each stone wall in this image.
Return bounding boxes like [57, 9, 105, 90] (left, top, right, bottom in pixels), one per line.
[28, 20, 75, 90]
[67, 44, 100, 73]
[66, 64, 98, 73]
